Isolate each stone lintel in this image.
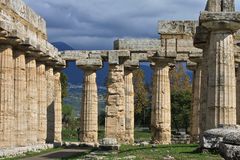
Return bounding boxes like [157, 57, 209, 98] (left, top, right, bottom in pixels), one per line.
[200, 12, 240, 31]
[108, 50, 130, 64]
[114, 39, 161, 51]
[76, 58, 102, 70]
[61, 50, 108, 61]
[158, 20, 198, 37]
[150, 55, 175, 64]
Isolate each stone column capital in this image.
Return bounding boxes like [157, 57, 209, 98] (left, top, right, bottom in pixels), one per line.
[76, 58, 102, 71]
[200, 12, 240, 31]
[150, 56, 174, 67]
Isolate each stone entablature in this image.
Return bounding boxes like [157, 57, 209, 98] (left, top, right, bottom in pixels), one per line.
[0, 0, 65, 67]
[114, 39, 161, 51]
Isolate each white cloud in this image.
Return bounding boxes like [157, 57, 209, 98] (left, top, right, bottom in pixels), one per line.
[23, 0, 240, 50]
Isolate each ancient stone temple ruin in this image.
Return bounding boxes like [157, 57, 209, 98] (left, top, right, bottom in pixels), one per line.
[1, 0, 240, 157]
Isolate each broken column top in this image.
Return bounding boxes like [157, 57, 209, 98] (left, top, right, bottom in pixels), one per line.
[200, 0, 240, 31]
[205, 0, 235, 12]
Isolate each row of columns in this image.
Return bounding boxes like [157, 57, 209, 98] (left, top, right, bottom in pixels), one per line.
[0, 44, 62, 149]
[79, 58, 172, 144]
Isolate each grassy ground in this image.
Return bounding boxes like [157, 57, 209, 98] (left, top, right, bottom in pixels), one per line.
[103, 144, 222, 160]
[6, 129, 221, 160]
[62, 129, 222, 160]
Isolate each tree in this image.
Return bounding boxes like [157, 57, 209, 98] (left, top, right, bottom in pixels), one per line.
[62, 104, 74, 128]
[60, 73, 68, 100]
[133, 68, 150, 126]
[170, 63, 192, 133]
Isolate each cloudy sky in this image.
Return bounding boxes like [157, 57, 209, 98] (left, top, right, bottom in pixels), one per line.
[23, 0, 240, 50]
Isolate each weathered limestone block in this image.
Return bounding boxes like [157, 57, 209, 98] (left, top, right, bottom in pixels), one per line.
[46, 66, 55, 143]
[158, 20, 198, 37]
[201, 125, 240, 149]
[0, 45, 15, 148]
[54, 71, 62, 145]
[26, 56, 38, 145]
[14, 50, 27, 147]
[187, 63, 201, 143]
[36, 63, 47, 144]
[219, 143, 240, 160]
[105, 64, 126, 143]
[124, 67, 135, 144]
[151, 60, 171, 144]
[219, 131, 240, 159]
[114, 39, 161, 51]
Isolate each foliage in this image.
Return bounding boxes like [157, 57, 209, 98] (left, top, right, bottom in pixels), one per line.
[60, 73, 68, 100]
[133, 69, 151, 127]
[171, 90, 192, 132]
[170, 63, 192, 93]
[170, 63, 192, 132]
[62, 104, 79, 140]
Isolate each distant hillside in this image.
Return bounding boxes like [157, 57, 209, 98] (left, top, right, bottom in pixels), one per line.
[52, 42, 73, 51]
[52, 41, 193, 112]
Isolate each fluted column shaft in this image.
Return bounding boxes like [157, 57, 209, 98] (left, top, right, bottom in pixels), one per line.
[36, 63, 47, 144]
[80, 69, 98, 143]
[190, 65, 201, 142]
[26, 56, 38, 145]
[206, 31, 236, 129]
[151, 62, 171, 144]
[124, 68, 134, 144]
[0, 45, 15, 148]
[46, 66, 55, 143]
[54, 71, 62, 144]
[200, 49, 208, 134]
[105, 64, 126, 143]
[236, 65, 240, 124]
[14, 50, 27, 147]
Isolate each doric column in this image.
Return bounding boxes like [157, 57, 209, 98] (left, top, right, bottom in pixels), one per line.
[105, 51, 129, 143]
[150, 60, 171, 144]
[200, 0, 239, 130]
[206, 31, 236, 129]
[0, 45, 15, 148]
[46, 66, 55, 143]
[187, 62, 201, 142]
[54, 70, 62, 145]
[77, 59, 102, 143]
[36, 63, 47, 144]
[193, 26, 209, 135]
[14, 50, 27, 147]
[124, 67, 135, 144]
[26, 56, 38, 145]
